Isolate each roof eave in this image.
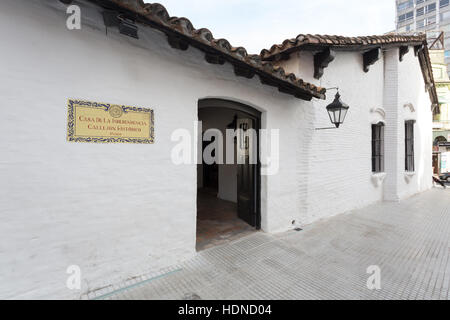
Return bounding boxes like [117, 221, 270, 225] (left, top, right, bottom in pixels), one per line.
[83, 0, 326, 100]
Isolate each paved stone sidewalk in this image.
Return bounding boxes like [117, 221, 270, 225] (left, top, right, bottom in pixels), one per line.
[91, 188, 450, 300]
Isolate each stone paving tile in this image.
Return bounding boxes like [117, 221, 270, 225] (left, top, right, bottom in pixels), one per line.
[97, 188, 450, 300]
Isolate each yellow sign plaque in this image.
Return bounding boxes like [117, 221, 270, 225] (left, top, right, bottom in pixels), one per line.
[67, 99, 154, 144]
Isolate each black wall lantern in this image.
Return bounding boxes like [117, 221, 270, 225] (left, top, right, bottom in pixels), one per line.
[316, 88, 350, 130]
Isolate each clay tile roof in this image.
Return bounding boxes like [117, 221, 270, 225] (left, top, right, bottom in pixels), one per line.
[260, 33, 427, 60]
[88, 0, 326, 100]
[259, 33, 438, 106]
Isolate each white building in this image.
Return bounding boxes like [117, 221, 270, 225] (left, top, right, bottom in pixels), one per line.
[0, 0, 438, 299]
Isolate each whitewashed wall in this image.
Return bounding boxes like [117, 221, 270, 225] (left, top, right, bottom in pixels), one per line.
[278, 47, 432, 224]
[0, 0, 309, 299]
[0, 0, 432, 299]
[397, 49, 433, 199]
[278, 50, 386, 224]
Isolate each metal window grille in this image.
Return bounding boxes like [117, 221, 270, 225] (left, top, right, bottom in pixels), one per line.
[372, 123, 385, 173]
[405, 121, 415, 172]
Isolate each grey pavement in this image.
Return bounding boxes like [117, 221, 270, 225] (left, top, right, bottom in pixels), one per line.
[87, 187, 450, 300]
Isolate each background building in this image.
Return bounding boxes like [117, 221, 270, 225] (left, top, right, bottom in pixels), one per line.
[396, 0, 450, 74]
[430, 47, 450, 173]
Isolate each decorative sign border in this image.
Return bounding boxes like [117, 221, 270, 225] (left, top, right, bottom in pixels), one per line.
[67, 99, 154, 144]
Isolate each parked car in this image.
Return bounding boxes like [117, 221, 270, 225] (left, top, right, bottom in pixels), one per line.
[439, 173, 450, 181]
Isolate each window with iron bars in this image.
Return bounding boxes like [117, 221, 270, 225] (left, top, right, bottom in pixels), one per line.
[405, 120, 415, 172]
[372, 123, 385, 173]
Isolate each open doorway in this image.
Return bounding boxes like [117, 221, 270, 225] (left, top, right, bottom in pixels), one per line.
[197, 99, 261, 251]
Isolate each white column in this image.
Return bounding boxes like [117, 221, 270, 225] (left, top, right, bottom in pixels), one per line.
[383, 48, 402, 202]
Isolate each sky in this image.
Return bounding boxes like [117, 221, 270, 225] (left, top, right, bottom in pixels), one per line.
[146, 0, 396, 54]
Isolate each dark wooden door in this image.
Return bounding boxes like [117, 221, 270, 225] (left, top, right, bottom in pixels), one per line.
[237, 118, 257, 227]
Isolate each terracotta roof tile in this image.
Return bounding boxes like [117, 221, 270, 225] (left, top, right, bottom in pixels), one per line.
[260, 34, 427, 59]
[77, 1, 436, 104]
[91, 1, 326, 100]
[260, 33, 438, 106]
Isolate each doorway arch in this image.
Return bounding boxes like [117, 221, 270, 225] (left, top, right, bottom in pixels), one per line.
[198, 98, 262, 119]
[196, 98, 262, 250]
[434, 136, 448, 146]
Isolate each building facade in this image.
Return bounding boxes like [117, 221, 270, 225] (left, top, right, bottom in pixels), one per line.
[0, 0, 437, 299]
[396, 0, 450, 74]
[430, 49, 450, 173]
